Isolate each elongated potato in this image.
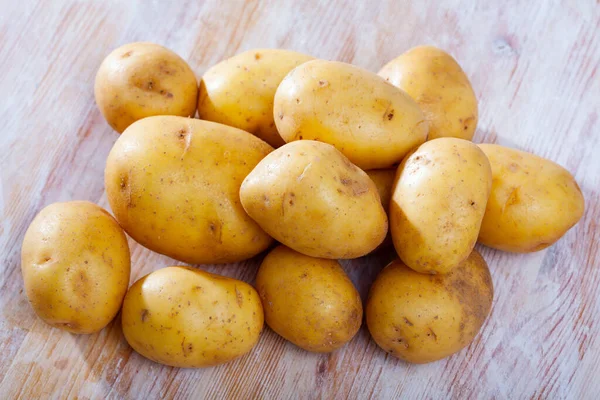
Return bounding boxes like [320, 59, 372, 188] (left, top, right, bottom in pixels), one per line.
[256, 245, 362, 352]
[198, 49, 314, 147]
[21, 201, 130, 334]
[390, 138, 492, 274]
[366, 249, 493, 364]
[95, 42, 198, 133]
[478, 144, 585, 252]
[379, 46, 478, 140]
[240, 140, 388, 259]
[105, 116, 274, 264]
[122, 266, 263, 367]
[274, 60, 428, 169]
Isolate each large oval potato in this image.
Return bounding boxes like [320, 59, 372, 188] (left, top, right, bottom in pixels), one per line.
[256, 245, 362, 352]
[378, 46, 478, 140]
[390, 138, 492, 274]
[198, 49, 314, 147]
[274, 60, 428, 169]
[366, 249, 493, 364]
[240, 140, 388, 259]
[105, 115, 274, 264]
[478, 144, 585, 252]
[122, 266, 263, 367]
[21, 201, 130, 334]
[95, 42, 198, 133]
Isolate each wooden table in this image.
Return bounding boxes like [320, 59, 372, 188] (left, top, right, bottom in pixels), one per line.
[1, 1, 599, 398]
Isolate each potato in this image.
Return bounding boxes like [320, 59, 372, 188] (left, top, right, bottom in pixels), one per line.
[21, 201, 130, 334]
[390, 138, 492, 274]
[378, 46, 478, 140]
[255, 245, 362, 352]
[274, 59, 428, 169]
[105, 115, 274, 264]
[121, 266, 263, 367]
[95, 42, 198, 133]
[478, 144, 584, 252]
[240, 140, 388, 259]
[198, 49, 314, 148]
[366, 249, 493, 364]
[366, 169, 396, 212]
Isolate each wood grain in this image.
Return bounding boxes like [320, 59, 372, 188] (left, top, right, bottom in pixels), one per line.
[1, 0, 599, 398]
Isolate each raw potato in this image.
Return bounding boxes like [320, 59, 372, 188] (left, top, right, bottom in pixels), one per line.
[478, 144, 585, 252]
[121, 266, 263, 368]
[366, 249, 493, 364]
[378, 46, 478, 140]
[240, 140, 388, 259]
[366, 169, 396, 249]
[198, 49, 314, 147]
[95, 42, 198, 133]
[21, 201, 130, 334]
[274, 59, 428, 169]
[105, 115, 274, 264]
[390, 138, 492, 274]
[366, 169, 396, 212]
[255, 245, 362, 352]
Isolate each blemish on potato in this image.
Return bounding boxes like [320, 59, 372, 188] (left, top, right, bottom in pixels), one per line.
[235, 286, 243, 308]
[403, 317, 414, 326]
[140, 309, 150, 322]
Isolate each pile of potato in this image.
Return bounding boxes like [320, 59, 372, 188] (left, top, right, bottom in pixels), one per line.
[21, 43, 585, 367]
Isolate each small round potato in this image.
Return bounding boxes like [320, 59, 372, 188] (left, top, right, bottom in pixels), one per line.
[274, 59, 428, 169]
[366, 169, 396, 212]
[478, 144, 585, 252]
[390, 138, 492, 274]
[256, 245, 362, 352]
[95, 42, 198, 133]
[121, 266, 264, 368]
[240, 140, 388, 259]
[21, 201, 130, 334]
[366, 249, 493, 364]
[378, 46, 478, 140]
[105, 116, 274, 264]
[198, 49, 314, 147]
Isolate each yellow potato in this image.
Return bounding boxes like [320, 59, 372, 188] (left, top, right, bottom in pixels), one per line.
[21, 201, 130, 334]
[478, 144, 585, 252]
[198, 49, 314, 147]
[378, 45, 478, 140]
[366, 249, 493, 364]
[121, 266, 263, 367]
[95, 42, 198, 133]
[274, 59, 428, 169]
[240, 140, 388, 259]
[366, 169, 396, 212]
[105, 115, 274, 264]
[390, 138, 492, 274]
[366, 169, 396, 249]
[256, 245, 362, 352]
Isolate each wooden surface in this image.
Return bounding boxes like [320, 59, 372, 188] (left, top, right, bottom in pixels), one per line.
[1, 1, 599, 399]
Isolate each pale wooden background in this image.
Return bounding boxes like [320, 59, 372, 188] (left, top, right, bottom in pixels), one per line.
[1, 1, 599, 399]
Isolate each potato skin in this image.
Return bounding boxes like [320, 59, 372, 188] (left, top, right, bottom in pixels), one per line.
[240, 140, 388, 259]
[378, 46, 478, 140]
[21, 201, 130, 334]
[256, 245, 362, 352]
[95, 42, 198, 133]
[366, 169, 396, 212]
[366, 249, 493, 364]
[105, 115, 274, 264]
[274, 59, 428, 169]
[121, 266, 263, 368]
[478, 144, 585, 252]
[198, 49, 314, 148]
[390, 138, 492, 274]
